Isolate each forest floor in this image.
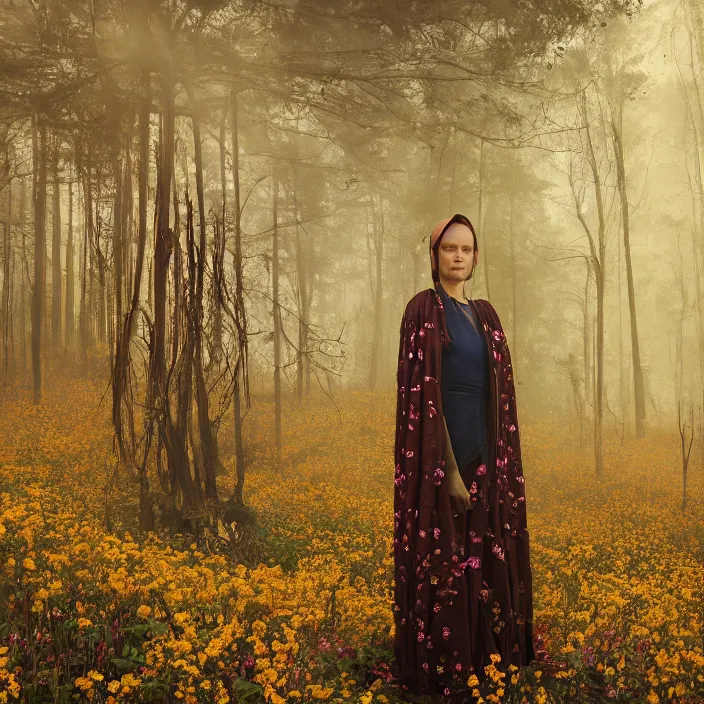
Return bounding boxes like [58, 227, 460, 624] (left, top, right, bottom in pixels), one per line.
[0, 374, 702, 703]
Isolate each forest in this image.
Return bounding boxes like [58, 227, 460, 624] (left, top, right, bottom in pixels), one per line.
[0, 0, 703, 702]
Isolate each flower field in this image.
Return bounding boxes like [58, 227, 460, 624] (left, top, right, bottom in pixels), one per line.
[0, 378, 702, 703]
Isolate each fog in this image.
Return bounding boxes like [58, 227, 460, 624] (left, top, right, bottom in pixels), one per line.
[0, 0, 702, 701]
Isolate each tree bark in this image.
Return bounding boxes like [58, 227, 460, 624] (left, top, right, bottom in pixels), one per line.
[610, 103, 646, 438]
[272, 160, 282, 464]
[369, 194, 384, 391]
[79, 159, 90, 358]
[293, 160, 308, 400]
[1, 181, 12, 383]
[32, 117, 47, 404]
[19, 177, 27, 370]
[151, 67, 174, 405]
[65, 162, 74, 349]
[51, 134, 62, 348]
[230, 86, 247, 503]
[191, 106, 219, 510]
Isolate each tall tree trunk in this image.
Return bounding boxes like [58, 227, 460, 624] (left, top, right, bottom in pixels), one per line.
[65, 162, 74, 349]
[135, 71, 153, 529]
[369, 194, 384, 391]
[610, 104, 646, 438]
[230, 86, 248, 504]
[212, 104, 226, 362]
[94, 174, 107, 348]
[583, 259, 592, 446]
[272, 161, 282, 464]
[571, 88, 608, 474]
[32, 117, 47, 404]
[19, 177, 27, 369]
[191, 107, 219, 511]
[112, 155, 123, 374]
[51, 134, 62, 348]
[151, 70, 174, 405]
[1, 181, 12, 383]
[293, 161, 307, 401]
[85, 157, 96, 351]
[80, 162, 90, 359]
[152, 65, 200, 521]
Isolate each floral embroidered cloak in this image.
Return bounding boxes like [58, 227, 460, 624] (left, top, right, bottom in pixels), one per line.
[392, 287, 535, 697]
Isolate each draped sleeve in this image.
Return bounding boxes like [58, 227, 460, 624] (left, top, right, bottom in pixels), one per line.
[392, 289, 465, 693]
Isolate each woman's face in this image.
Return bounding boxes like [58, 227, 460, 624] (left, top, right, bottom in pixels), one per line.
[436, 223, 477, 281]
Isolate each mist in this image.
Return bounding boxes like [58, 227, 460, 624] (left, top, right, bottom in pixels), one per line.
[0, 0, 702, 701]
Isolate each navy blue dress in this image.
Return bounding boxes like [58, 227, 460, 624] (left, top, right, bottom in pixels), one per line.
[438, 287, 489, 470]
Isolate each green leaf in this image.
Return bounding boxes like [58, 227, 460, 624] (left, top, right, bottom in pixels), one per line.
[147, 620, 169, 636]
[122, 623, 150, 637]
[232, 678, 264, 702]
[110, 657, 139, 672]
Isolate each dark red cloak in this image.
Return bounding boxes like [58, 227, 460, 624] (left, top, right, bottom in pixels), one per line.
[392, 287, 535, 697]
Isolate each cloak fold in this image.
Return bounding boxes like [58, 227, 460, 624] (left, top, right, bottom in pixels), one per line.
[393, 288, 535, 697]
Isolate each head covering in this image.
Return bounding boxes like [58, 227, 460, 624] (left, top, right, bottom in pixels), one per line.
[428, 213, 477, 285]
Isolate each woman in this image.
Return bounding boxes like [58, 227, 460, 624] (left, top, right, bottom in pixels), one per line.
[392, 213, 535, 700]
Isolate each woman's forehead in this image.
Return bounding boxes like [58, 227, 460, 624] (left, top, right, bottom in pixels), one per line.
[439, 222, 474, 244]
